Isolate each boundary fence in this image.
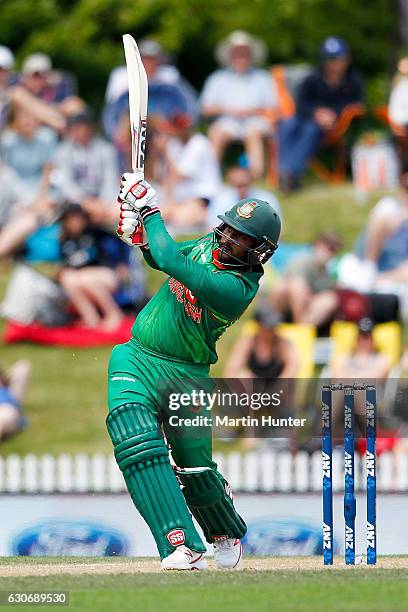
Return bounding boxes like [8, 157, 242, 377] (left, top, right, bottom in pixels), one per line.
[0, 450, 407, 494]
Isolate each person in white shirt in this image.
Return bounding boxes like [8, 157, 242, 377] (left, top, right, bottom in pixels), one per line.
[154, 114, 221, 231]
[389, 57, 408, 127]
[200, 31, 278, 179]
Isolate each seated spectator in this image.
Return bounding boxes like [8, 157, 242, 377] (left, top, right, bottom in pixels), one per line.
[338, 172, 408, 297]
[344, 172, 408, 294]
[140, 39, 197, 121]
[0, 45, 16, 129]
[0, 161, 30, 227]
[0, 360, 31, 441]
[201, 30, 278, 179]
[374, 221, 408, 284]
[57, 204, 125, 330]
[0, 106, 57, 190]
[224, 304, 299, 380]
[271, 232, 342, 326]
[331, 317, 391, 380]
[225, 304, 299, 450]
[364, 172, 408, 268]
[154, 113, 221, 230]
[330, 318, 391, 429]
[207, 165, 281, 228]
[20, 52, 75, 105]
[279, 36, 363, 191]
[53, 109, 119, 225]
[0, 106, 60, 262]
[386, 57, 408, 171]
[388, 57, 408, 129]
[0, 46, 65, 132]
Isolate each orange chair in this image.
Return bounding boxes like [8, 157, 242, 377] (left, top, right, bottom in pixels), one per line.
[375, 104, 408, 168]
[266, 65, 311, 186]
[310, 102, 366, 184]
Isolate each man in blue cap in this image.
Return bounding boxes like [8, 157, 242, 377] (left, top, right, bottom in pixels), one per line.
[279, 36, 363, 191]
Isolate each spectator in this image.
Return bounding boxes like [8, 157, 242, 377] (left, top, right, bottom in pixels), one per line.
[20, 52, 75, 104]
[0, 360, 31, 441]
[201, 30, 278, 178]
[0, 106, 57, 190]
[387, 57, 408, 170]
[332, 317, 391, 381]
[337, 172, 408, 296]
[53, 109, 119, 225]
[279, 36, 363, 191]
[330, 318, 391, 429]
[0, 46, 65, 133]
[207, 165, 281, 228]
[154, 113, 221, 230]
[224, 304, 299, 380]
[0, 161, 30, 227]
[0, 45, 16, 129]
[0, 103, 60, 263]
[388, 57, 408, 128]
[349, 172, 408, 294]
[57, 204, 125, 330]
[224, 304, 299, 451]
[364, 172, 408, 268]
[139, 39, 197, 121]
[271, 232, 342, 326]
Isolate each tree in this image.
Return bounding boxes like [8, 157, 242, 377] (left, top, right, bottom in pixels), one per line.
[0, 0, 399, 109]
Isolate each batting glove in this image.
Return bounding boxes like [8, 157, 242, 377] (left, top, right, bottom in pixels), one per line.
[117, 202, 149, 248]
[118, 173, 159, 214]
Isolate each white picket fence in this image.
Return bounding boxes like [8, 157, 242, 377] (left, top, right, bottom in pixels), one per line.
[0, 450, 407, 494]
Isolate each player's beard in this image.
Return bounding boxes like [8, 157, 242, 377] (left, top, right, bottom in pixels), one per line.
[218, 241, 248, 267]
[213, 225, 252, 268]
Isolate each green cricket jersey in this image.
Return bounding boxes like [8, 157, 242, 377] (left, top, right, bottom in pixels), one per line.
[132, 213, 263, 365]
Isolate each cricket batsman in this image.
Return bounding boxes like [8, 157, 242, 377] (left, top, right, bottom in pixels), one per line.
[107, 172, 281, 570]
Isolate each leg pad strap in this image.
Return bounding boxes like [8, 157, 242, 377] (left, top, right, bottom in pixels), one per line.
[174, 467, 247, 542]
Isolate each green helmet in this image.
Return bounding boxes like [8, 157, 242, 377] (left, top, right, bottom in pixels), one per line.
[216, 198, 281, 266]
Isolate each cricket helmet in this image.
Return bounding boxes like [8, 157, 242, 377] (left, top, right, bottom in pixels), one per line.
[214, 198, 281, 267]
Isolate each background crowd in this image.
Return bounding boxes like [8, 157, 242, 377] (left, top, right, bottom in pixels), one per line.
[1, 25, 408, 451]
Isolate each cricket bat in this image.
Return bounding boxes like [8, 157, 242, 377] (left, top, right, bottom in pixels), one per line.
[122, 34, 148, 244]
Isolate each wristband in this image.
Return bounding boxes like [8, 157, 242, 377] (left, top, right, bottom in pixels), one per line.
[139, 205, 160, 221]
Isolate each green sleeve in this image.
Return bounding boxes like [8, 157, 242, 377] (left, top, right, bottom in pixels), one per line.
[140, 237, 199, 270]
[144, 214, 254, 318]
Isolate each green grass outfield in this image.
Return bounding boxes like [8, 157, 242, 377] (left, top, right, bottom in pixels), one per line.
[0, 556, 407, 612]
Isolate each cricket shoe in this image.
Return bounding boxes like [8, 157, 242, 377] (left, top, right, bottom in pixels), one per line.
[213, 537, 242, 569]
[161, 546, 208, 571]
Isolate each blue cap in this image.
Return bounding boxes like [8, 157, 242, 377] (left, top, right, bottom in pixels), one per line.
[320, 36, 349, 59]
